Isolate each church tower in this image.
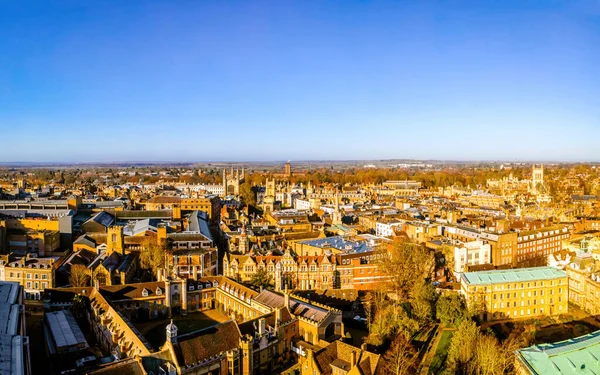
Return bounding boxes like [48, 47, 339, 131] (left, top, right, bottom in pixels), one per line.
[263, 178, 276, 214]
[107, 226, 124, 255]
[531, 164, 544, 192]
[332, 191, 342, 225]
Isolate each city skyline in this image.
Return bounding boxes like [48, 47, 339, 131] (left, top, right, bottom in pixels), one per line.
[1, 0, 599, 162]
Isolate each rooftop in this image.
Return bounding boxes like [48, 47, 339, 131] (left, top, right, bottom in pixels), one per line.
[45, 310, 89, 353]
[462, 267, 567, 286]
[0, 281, 25, 375]
[298, 236, 371, 253]
[516, 330, 600, 374]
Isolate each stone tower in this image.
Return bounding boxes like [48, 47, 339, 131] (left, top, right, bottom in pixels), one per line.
[240, 334, 254, 375]
[263, 178, 276, 213]
[285, 161, 291, 177]
[107, 226, 124, 255]
[532, 164, 544, 192]
[275, 261, 282, 291]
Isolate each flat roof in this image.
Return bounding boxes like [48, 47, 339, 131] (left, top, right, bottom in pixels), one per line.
[46, 310, 88, 351]
[516, 330, 600, 374]
[0, 281, 24, 375]
[462, 267, 567, 286]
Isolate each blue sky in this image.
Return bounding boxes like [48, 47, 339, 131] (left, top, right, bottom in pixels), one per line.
[0, 0, 598, 162]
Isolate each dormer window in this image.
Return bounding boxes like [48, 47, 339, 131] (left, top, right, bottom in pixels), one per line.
[142, 289, 149, 297]
[156, 287, 163, 295]
[189, 285, 195, 291]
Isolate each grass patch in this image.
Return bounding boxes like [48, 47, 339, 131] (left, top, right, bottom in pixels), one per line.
[430, 330, 454, 375]
[138, 310, 229, 350]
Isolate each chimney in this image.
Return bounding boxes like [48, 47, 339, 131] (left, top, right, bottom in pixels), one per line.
[284, 287, 289, 309]
[275, 307, 282, 329]
[94, 279, 100, 290]
[351, 351, 357, 367]
[258, 318, 266, 336]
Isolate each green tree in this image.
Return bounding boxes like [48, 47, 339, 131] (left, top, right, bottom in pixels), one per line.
[239, 182, 256, 206]
[410, 281, 438, 323]
[447, 320, 480, 374]
[140, 239, 167, 278]
[249, 267, 272, 289]
[436, 292, 469, 326]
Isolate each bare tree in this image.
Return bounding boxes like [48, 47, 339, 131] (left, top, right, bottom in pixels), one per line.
[384, 334, 418, 375]
[70, 264, 91, 287]
[140, 238, 167, 278]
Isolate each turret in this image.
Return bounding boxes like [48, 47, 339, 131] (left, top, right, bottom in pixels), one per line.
[166, 319, 178, 344]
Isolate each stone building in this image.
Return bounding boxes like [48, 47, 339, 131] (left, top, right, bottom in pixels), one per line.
[460, 267, 569, 321]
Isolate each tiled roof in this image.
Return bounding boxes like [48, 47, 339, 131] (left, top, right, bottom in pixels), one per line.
[175, 320, 241, 367]
[147, 196, 181, 204]
[237, 307, 294, 337]
[89, 357, 145, 375]
[314, 340, 380, 375]
[254, 290, 286, 308]
[253, 290, 330, 322]
[100, 281, 165, 301]
[462, 267, 567, 286]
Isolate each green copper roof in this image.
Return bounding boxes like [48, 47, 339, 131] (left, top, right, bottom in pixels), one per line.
[516, 330, 600, 374]
[462, 267, 567, 286]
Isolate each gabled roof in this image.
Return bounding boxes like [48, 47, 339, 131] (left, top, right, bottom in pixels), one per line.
[314, 340, 381, 375]
[100, 281, 165, 301]
[174, 320, 241, 367]
[84, 211, 115, 229]
[237, 307, 294, 337]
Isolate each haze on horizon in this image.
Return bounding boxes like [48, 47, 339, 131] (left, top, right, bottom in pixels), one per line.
[0, 1, 598, 163]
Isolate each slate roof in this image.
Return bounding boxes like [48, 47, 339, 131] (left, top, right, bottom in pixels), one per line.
[100, 281, 165, 301]
[314, 340, 380, 375]
[253, 290, 330, 323]
[85, 211, 115, 228]
[298, 236, 371, 254]
[88, 358, 145, 375]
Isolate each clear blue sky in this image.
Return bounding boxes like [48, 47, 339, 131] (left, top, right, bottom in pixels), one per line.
[0, 0, 598, 162]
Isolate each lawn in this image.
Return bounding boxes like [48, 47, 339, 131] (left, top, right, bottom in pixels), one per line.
[429, 330, 454, 375]
[136, 309, 230, 350]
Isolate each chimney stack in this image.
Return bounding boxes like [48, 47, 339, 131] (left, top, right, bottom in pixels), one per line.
[351, 351, 357, 367]
[258, 318, 266, 336]
[275, 307, 281, 330]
